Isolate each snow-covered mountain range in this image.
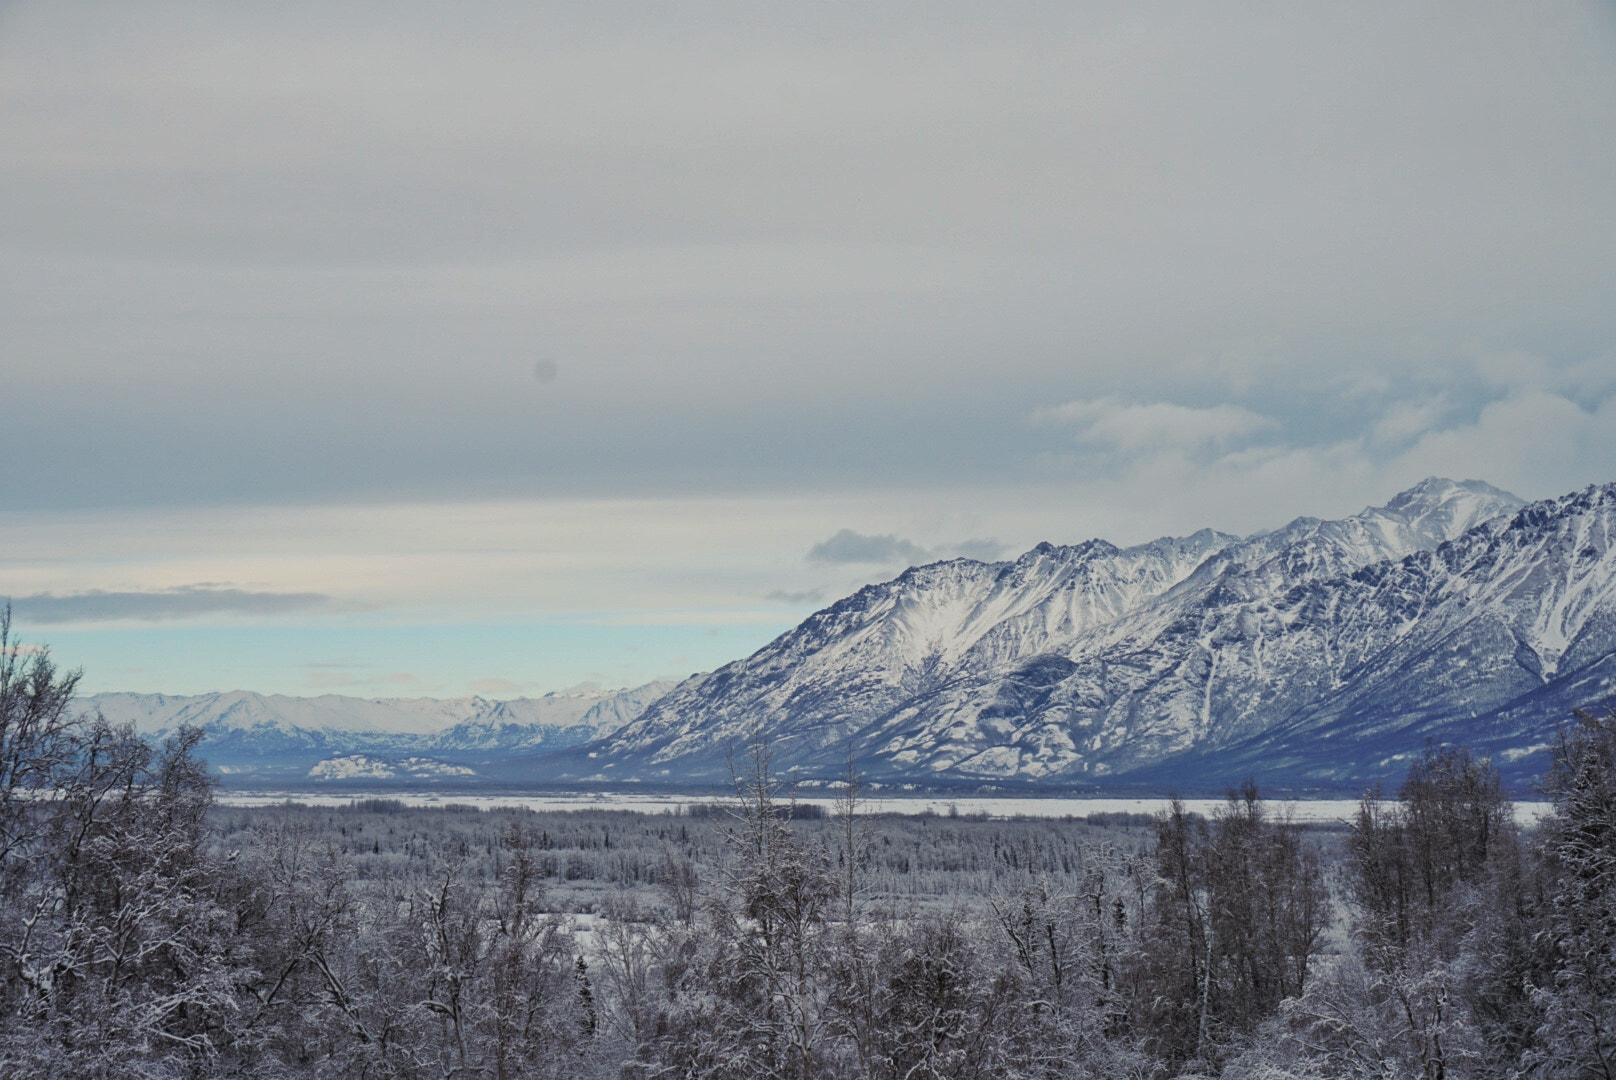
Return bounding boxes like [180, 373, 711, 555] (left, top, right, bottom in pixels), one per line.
[87, 684, 674, 780]
[536, 478, 1616, 790]
[88, 477, 1616, 792]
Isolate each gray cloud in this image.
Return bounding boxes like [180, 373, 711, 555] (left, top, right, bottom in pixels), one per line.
[807, 530, 930, 565]
[0, 2, 1609, 514]
[9, 586, 333, 624]
[766, 588, 826, 605]
[806, 530, 1005, 566]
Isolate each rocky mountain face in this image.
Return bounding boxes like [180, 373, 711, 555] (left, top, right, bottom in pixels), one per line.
[88, 684, 676, 780]
[543, 478, 1613, 791]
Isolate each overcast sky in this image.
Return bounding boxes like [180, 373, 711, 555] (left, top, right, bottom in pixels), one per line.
[4, 1, 1615, 696]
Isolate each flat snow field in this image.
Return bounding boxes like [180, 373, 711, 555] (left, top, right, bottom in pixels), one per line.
[214, 791, 1554, 824]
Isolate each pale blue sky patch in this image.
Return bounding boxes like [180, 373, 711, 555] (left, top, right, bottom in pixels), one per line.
[44, 620, 791, 699]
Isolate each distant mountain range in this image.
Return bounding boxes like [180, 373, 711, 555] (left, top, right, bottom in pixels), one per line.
[86, 684, 675, 781]
[531, 477, 1616, 791]
[91, 478, 1616, 793]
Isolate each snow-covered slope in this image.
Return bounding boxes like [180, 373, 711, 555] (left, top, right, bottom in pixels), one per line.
[308, 755, 476, 782]
[420, 685, 671, 754]
[546, 478, 1566, 789]
[587, 528, 1236, 771]
[89, 683, 675, 778]
[864, 477, 1534, 781]
[1186, 483, 1616, 783]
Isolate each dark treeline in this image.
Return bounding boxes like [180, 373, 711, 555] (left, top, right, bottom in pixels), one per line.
[206, 801, 1159, 917]
[4, 629, 1616, 1077]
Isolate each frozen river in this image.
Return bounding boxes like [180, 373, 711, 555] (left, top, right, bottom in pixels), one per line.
[216, 790, 1555, 824]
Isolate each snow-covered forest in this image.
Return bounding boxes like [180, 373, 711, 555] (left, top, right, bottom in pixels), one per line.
[4, 632, 1616, 1078]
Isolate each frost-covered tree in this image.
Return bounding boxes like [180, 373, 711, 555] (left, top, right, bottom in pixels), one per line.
[1125, 785, 1329, 1075]
[1349, 744, 1513, 956]
[1341, 744, 1536, 1078]
[1222, 948, 1487, 1080]
[1, 717, 241, 1076]
[988, 866, 1150, 1079]
[864, 910, 1018, 1080]
[1528, 706, 1616, 1079]
[713, 738, 837, 1077]
[0, 616, 253, 1076]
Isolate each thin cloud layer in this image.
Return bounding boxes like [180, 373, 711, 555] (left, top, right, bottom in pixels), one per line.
[807, 530, 1006, 567]
[1037, 398, 1274, 455]
[10, 587, 332, 624]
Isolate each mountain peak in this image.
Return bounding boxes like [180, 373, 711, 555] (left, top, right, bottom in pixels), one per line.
[1017, 538, 1119, 563]
[1354, 476, 1526, 550]
[1381, 476, 1523, 514]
